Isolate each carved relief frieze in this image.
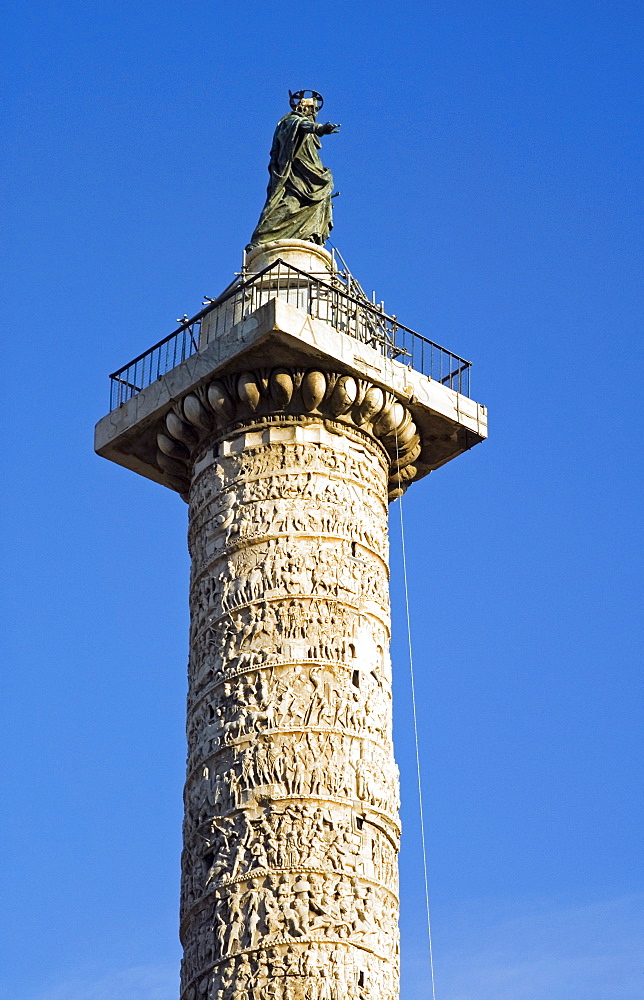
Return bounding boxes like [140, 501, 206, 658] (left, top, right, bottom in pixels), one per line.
[180, 803, 398, 916]
[189, 537, 389, 633]
[186, 659, 392, 763]
[188, 487, 389, 568]
[183, 729, 399, 829]
[179, 869, 399, 991]
[180, 412, 400, 999]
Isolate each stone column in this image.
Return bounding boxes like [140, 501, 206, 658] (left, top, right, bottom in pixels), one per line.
[173, 368, 421, 1000]
[95, 231, 487, 1000]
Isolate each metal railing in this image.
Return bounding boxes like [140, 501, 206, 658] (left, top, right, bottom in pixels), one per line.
[109, 259, 471, 409]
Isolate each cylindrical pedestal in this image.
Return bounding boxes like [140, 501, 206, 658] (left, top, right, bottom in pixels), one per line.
[180, 415, 400, 1000]
[245, 239, 335, 276]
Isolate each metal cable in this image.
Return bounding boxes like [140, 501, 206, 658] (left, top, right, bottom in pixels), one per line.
[393, 403, 437, 1000]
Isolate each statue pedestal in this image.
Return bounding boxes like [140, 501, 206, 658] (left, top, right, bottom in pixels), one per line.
[246, 239, 335, 276]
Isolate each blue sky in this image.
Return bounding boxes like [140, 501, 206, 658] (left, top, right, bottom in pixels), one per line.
[1, 2, 642, 998]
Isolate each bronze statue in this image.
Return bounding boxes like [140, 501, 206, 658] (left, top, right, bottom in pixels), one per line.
[248, 90, 340, 249]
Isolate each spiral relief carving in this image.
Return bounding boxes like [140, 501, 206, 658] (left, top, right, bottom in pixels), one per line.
[180, 404, 401, 999]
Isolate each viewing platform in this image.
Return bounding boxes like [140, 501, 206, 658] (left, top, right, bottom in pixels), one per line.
[95, 244, 487, 495]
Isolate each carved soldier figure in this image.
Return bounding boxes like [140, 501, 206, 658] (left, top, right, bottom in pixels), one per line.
[241, 879, 263, 950]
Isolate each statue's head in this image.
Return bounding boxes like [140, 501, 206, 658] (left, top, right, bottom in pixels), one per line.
[289, 89, 323, 118]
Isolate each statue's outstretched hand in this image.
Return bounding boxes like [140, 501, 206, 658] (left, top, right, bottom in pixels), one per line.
[319, 122, 341, 135]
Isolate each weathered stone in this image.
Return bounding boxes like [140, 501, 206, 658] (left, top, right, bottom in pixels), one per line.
[180, 416, 399, 999]
[95, 239, 487, 1000]
[94, 296, 487, 498]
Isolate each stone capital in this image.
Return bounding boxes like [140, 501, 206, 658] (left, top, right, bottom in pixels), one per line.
[157, 366, 420, 501]
[95, 296, 487, 500]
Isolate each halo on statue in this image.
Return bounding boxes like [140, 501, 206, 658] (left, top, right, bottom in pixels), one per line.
[288, 89, 324, 111]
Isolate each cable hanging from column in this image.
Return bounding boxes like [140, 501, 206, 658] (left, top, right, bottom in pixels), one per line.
[393, 396, 438, 1000]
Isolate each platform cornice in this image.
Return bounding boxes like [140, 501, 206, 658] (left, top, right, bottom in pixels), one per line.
[95, 296, 487, 495]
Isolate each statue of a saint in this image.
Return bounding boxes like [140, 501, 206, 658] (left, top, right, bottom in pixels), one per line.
[248, 90, 340, 249]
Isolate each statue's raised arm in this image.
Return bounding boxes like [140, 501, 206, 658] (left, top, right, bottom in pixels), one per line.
[247, 90, 340, 250]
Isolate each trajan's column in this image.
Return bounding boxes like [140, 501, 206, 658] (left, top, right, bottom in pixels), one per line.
[95, 91, 487, 1000]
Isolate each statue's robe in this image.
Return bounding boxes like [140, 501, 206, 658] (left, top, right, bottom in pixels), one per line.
[249, 111, 334, 247]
